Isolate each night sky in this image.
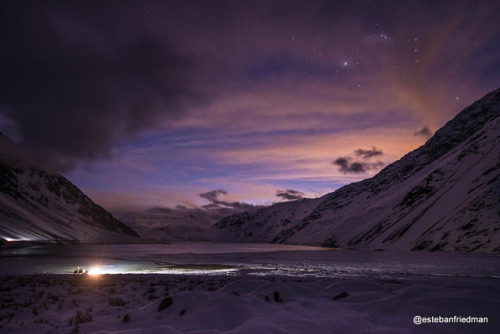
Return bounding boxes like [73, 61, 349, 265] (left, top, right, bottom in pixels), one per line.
[1, 1, 499, 212]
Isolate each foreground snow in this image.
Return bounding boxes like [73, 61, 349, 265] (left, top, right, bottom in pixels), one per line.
[0, 274, 498, 333]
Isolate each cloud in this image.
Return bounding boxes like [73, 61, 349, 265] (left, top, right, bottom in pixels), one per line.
[199, 189, 256, 210]
[333, 158, 363, 174]
[125, 189, 267, 229]
[0, 2, 207, 171]
[414, 126, 433, 138]
[3, 0, 498, 214]
[199, 189, 228, 204]
[354, 147, 384, 159]
[333, 146, 386, 174]
[333, 157, 385, 174]
[276, 189, 305, 201]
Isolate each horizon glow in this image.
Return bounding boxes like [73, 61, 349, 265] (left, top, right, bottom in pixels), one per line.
[1, 1, 499, 213]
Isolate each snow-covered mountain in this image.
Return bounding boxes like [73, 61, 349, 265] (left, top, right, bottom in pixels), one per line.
[0, 160, 139, 243]
[115, 210, 215, 242]
[214, 89, 500, 252]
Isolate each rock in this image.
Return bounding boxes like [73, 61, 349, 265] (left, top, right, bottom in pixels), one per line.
[332, 291, 349, 301]
[157, 297, 173, 312]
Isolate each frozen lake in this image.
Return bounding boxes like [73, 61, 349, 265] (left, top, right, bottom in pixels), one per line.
[1, 242, 499, 279]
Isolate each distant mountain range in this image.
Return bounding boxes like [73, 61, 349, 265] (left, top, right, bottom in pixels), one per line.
[2, 89, 498, 250]
[0, 148, 139, 243]
[214, 89, 500, 252]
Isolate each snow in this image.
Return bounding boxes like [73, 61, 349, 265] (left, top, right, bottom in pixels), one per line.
[213, 88, 500, 252]
[0, 163, 139, 243]
[0, 274, 498, 333]
[1, 88, 499, 333]
[1, 243, 499, 333]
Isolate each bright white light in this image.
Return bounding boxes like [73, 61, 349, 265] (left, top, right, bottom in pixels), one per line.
[88, 266, 103, 276]
[4, 237, 31, 242]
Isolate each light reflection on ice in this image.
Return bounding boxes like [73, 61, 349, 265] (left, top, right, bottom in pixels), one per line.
[0, 242, 499, 279]
[152, 268, 239, 275]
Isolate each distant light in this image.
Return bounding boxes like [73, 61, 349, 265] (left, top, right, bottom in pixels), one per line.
[2, 235, 34, 242]
[88, 267, 103, 276]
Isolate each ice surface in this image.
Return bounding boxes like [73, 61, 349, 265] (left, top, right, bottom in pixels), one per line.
[1, 243, 499, 278]
[1, 243, 499, 333]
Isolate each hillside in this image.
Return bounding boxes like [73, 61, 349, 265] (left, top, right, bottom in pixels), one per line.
[214, 89, 500, 252]
[0, 159, 139, 243]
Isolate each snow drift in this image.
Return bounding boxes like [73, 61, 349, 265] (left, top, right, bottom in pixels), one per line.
[1, 274, 498, 334]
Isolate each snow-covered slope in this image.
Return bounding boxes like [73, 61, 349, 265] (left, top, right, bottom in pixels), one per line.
[116, 211, 214, 242]
[214, 89, 500, 252]
[0, 162, 139, 243]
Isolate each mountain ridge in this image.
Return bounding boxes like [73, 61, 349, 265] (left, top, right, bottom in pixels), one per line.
[0, 156, 139, 243]
[213, 88, 500, 252]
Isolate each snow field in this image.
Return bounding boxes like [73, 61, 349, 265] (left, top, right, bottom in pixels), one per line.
[0, 274, 498, 333]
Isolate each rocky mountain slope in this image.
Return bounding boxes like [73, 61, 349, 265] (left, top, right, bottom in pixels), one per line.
[0, 159, 139, 243]
[115, 210, 214, 242]
[214, 89, 500, 252]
